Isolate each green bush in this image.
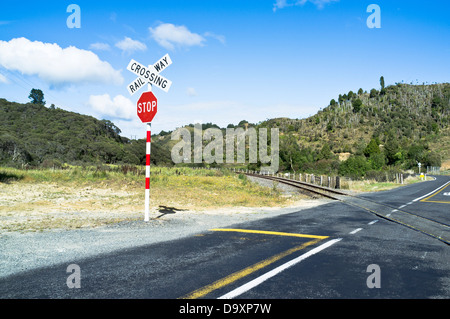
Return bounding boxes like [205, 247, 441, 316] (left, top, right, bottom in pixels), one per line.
[338, 155, 371, 179]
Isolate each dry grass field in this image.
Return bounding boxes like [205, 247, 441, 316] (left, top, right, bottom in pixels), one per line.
[0, 166, 306, 233]
[0, 165, 436, 233]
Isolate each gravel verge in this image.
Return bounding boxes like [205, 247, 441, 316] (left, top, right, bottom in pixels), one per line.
[0, 199, 331, 278]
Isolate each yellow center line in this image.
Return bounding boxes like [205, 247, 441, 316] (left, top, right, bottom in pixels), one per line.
[180, 234, 326, 299]
[420, 182, 450, 204]
[210, 228, 329, 239]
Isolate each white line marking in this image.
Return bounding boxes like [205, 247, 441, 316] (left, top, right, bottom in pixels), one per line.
[349, 228, 363, 234]
[368, 220, 378, 225]
[412, 181, 450, 202]
[386, 213, 391, 217]
[398, 205, 406, 209]
[407, 202, 413, 205]
[218, 238, 342, 299]
[391, 209, 398, 213]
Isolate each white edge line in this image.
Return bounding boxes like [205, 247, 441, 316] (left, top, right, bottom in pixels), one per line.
[218, 238, 342, 299]
[349, 228, 363, 234]
[412, 181, 450, 202]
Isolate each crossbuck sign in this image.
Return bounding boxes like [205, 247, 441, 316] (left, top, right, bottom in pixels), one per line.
[126, 53, 173, 222]
[126, 54, 172, 95]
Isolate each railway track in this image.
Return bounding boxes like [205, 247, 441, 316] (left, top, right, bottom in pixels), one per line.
[244, 172, 348, 200]
[243, 172, 450, 245]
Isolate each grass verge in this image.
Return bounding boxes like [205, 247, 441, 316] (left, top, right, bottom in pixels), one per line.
[343, 175, 433, 193]
[0, 166, 303, 233]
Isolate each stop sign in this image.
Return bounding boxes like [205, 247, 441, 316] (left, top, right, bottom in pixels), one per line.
[137, 91, 157, 123]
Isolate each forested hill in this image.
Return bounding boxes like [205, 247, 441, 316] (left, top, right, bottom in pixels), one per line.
[0, 99, 171, 167]
[1, 81, 449, 176]
[258, 82, 450, 174]
[152, 81, 450, 176]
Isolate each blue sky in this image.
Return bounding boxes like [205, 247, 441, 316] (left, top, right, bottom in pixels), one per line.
[1, 0, 449, 138]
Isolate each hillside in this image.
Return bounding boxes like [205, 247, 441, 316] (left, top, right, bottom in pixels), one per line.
[154, 82, 450, 177]
[257, 82, 450, 174]
[0, 99, 171, 167]
[1, 81, 449, 179]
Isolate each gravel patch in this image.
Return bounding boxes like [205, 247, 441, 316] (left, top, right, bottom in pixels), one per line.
[0, 199, 331, 278]
[246, 175, 306, 195]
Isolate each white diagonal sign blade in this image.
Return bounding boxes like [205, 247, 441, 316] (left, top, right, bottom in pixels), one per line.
[127, 72, 172, 95]
[152, 54, 172, 73]
[126, 55, 172, 95]
[127, 77, 147, 96]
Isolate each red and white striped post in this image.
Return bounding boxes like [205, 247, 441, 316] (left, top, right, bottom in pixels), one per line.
[144, 84, 152, 222]
[145, 122, 151, 221]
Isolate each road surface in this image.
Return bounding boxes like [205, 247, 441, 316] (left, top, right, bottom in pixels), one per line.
[1, 176, 449, 301]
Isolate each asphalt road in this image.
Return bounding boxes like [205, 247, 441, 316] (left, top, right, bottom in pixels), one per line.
[1, 176, 449, 301]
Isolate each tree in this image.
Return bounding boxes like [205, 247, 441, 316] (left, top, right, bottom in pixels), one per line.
[358, 88, 364, 95]
[28, 89, 46, 105]
[348, 91, 354, 100]
[326, 121, 334, 132]
[364, 138, 381, 157]
[319, 143, 332, 160]
[431, 95, 442, 109]
[370, 88, 378, 98]
[425, 151, 441, 167]
[384, 131, 400, 165]
[368, 152, 386, 170]
[380, 76, 386, 95]
[406, 144, 426, 167]
[352, 98, 363, 113]
[338, 155, 370, 178]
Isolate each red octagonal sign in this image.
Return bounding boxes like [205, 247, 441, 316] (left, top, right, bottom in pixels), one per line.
[137, 91, 157, 123]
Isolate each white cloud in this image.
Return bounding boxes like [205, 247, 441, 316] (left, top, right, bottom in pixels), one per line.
[0, 73, 8, 84]
[0, 37, 123, 85]
[89, 42, 111, 51]
[273, 0, 339, 11]
[204, 32, 226, 45]
[149, 23, 205, 50]
[88, 94, 134, 119]
[115, 37, 147, 53]
[186, 87, 197, 97]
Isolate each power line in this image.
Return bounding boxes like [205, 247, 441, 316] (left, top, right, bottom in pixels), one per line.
[0, 68, 77, 110]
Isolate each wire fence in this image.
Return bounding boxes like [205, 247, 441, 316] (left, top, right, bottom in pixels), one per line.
[232, 167, 417, 189]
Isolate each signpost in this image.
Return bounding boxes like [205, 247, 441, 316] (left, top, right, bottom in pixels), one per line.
[127, 54, 172, 221]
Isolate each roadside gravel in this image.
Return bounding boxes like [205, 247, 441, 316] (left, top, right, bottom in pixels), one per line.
[0, 199, 330, 278]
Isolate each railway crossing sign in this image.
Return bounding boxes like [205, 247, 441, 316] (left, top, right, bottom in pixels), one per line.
[126, 54, 172, 95]
[125, 54, 173, 222]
